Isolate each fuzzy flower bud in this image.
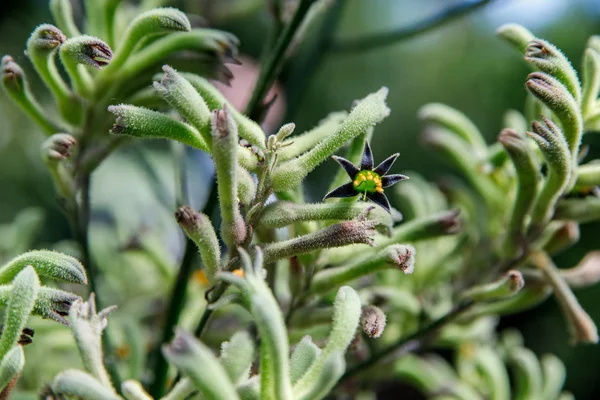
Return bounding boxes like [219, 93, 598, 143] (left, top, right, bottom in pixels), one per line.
[60, 36, 113, 69]
[0, 250, 86, 285]
[42, 134, 77, 162]
[0, 346, 24, 393]
[108, 104, 208, 151]
[560, 251, 600, 289]
[361, 305, 386, 338]
[290, 336, 321, 385]
[0, 267, 39, 359]
[153, 66, 211, 144]
[103, 8, 191, 73]
[1, 55, 59, 135]
[263, 214, 379, 264]
[121, 380, 153, 400]
[538, 221, 579, 255]
[49, 0, 81, 38]
[175, 206, 220, 284]
[460, 270, 525, 303]
[310, 244, 415, 295]
[211, 107, 247, 248]
[526, 72, 582, 166]
[52, 370, 120, 400]
[554, 197, 600, 223]
[219, 331, 255, 385]
[582, 48, 600, 119]
[525, 39, 581, 103]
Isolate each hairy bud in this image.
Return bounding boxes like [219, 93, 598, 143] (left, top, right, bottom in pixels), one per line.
[361, 305, 386, 338]
[42, 134, 77, 162]
[496, 23, 535, 52]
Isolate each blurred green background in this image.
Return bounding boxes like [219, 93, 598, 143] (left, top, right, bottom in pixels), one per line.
[1, 0, 600, 397]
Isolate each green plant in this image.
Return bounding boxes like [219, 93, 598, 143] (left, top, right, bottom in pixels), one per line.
[1, 0, 600, 399]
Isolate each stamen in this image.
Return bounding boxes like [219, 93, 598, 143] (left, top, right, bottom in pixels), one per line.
[376, 187, 384, 193]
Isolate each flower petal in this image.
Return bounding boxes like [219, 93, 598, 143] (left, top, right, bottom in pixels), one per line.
[323, 182, 357, 200]
[366, 192, 391, 213]
[361, 141, 374, 170]
[374, 153, 399, 176]
[382, 174, 409, 188]
[332, 155, 359, 179]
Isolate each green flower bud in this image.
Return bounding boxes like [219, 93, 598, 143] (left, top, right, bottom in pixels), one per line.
[122, 380, 153, 400]
[0, 267, 39, 359]
[471, 347, 511, 400]
[290, 336, 321, 385]
[26, 24, 83, 124]
[212, 107, 247, 247]
[42, 133, 77, 162]
[310, 245, 415, 295]
[163, 330, 240, 400]
[574, 161, 600, 190]
[180, 73, 266, 149]
[258, 201, 393, 233]
[108, 104, 209, 151]
[34, 287, 79, 325]
[52, 369, 120, 400]
[175, 206, 220, 284]
[525, 39, 581, 103]
[50, 0, 81, 38]
[582, 48, 600, 119]
[589, 35, 600, 54]
[496, 24, 535, 53]
[361, 305, 386, 339]
[220, 331, 255, 385]
[460, 270, 524, 302]
[237, 376, 259, 400]
[153, 66, 211, 145]
[272, 88, 390, 191]
[1, 55, 61, 135]
[0, 250, 86, 284]
[293, 286, 361, 399]
[296, 352, 344, 400]
[237, 166, 257, 206]
[102, 7, 190, 73]
[0, 345, 24, 392]
[262, 215, 379, 264]
[526, 72, 582, 167]
[499, 129, 539, 258]
[59, 36, 112, 96]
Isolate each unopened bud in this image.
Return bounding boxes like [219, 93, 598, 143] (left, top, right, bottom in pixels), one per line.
[175, 206, 220, 283]
[461, 270, 524, 303]
[60, 36, 113, 69]
[1, 56, 24, 92]
[26, 24, 66, 52]
[561, 251, 600, 288]
[42, 133, 77, 162]
[361, 305, 386, 338]
[525, 39, 580, 102]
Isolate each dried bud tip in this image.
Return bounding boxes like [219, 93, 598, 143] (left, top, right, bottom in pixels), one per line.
[387, 245, 416, 274]
[165, 329, 193, 355]
[361, 305, 387, 338]
[506, 270, 525, 292]
[439, 209, 462, 234]
[175, 205, 200, 227]
[28, 24, 66, 50]
[43, 133, 77, 161]
[213, 107, 229, 137]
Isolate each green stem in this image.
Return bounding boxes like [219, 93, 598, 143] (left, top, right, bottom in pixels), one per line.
[148, 177, 219, 397]
[338, 300, 474, 384]
[245, 0, 315, 121]
[330, 0, 494, 53]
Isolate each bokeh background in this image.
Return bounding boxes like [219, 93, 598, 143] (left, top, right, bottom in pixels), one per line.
[1, 0, 600, 397]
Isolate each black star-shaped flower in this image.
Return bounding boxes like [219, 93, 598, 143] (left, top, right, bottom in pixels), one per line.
[324, 141, 408, 213]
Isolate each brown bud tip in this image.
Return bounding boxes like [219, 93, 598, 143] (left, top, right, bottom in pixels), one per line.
[361, 305, 387, 338]
[506, 270, 525, 292]
[28, 24, 66, 51]
[43, 133, 77, 161]
[175, 205, 200, 227]
[439, 209, 462, 234]
[213, 106, 229, 137]
[387, 245, 416, 274]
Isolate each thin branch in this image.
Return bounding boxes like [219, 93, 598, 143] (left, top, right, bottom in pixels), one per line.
[147, 173, 219, 397]
[245, 0, 316, 121]
[330, 0, 494, 53]
[338, 300, 474, 385]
